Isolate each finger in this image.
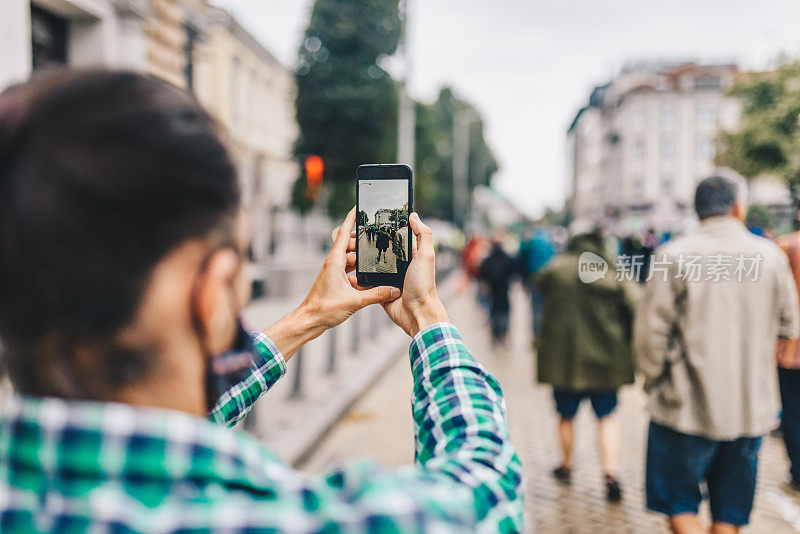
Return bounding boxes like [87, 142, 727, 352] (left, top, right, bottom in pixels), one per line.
[359, 286, 401, 306]
[345, 252, 356, 273]
[348, 237, 356, 252]
[332, 207, 357, 256]
[349, 274, 358, 288]
[332, 228, 358, 242]
[409, 212, 433, 257]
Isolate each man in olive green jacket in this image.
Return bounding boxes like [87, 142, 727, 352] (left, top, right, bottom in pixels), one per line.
[535, 226, 637, 502]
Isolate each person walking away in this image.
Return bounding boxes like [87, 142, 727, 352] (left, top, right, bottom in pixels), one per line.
[635, 171, 800, 534]
[518, 226, 555, 337]
[376, 227, 390, 263]
[477, 236, 516, 344]
[535, 223, 637, 502]
[775, 224, 800, 493]
[394, 219, 410, 279]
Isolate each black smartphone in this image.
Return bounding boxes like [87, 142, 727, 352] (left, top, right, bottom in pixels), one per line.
[356, 164, 413, 289]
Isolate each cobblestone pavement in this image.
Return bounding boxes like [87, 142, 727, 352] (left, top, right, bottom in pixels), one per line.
[358, 229, 398, 274]
[302, 284, 800, 533]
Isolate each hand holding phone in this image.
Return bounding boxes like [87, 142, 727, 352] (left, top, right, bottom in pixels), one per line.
[378, 213, 450, 337]
[356, 164, 413, 289]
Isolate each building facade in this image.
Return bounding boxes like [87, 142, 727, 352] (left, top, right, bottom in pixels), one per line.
[568, 62, 745, 232]
[197, 7, 301, 293]
[0, 0, 151, 89]
[0, 1, 308, 297]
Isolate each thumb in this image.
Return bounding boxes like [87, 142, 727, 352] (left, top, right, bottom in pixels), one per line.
[359, 286, 401, 306]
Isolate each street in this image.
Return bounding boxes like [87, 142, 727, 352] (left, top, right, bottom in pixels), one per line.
[301, 283, 800, 533]
[358, 228, 399, 274]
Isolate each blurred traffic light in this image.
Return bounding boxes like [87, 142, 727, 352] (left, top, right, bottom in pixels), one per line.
[305, 155, 324, 199]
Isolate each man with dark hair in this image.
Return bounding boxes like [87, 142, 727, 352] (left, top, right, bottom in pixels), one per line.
[0, 70, 523, 532]
[635, 170, 800, 533]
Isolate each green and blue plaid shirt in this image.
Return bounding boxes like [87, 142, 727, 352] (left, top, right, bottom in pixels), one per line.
[0, 323, 523, 532]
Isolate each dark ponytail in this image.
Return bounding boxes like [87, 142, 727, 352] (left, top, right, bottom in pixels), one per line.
[0, 69, 240, 397]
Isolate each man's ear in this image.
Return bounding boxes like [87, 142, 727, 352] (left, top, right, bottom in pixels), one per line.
[732, 200, 747, 222]
[194, 248, 241, 356]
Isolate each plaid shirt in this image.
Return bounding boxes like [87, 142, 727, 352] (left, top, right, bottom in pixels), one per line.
[0, 323, 523, 532]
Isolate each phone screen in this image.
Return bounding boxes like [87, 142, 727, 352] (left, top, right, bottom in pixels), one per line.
[356, 173, 411, 287]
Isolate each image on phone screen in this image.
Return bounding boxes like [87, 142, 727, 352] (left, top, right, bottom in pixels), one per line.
[357, 179, 410, 277]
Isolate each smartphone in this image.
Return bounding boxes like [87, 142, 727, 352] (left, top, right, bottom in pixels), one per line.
[356, 164, 413, 289]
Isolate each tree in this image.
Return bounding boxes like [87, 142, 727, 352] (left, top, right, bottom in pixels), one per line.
[413, 88, 498, 222]
[715, 57, 800, 200]
[293, 0, 401, 216]
[357, 209, 368, 227]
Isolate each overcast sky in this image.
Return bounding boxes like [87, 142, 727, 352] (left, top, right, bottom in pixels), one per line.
[359, 179, 408, 222]
[214, 0, 800, 217]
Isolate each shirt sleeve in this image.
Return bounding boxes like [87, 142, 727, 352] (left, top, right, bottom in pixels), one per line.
[634, 249, 681, 391]
[296, 323, 522, 532]
[208, 331, 287, 427]
[407, 322, 524, 531]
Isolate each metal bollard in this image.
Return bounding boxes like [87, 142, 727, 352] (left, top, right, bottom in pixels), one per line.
[290, 347, 304, 398]
[326, 328, 337, 374]
[371, 306, 379, 333]
[351, 313, 360, 353]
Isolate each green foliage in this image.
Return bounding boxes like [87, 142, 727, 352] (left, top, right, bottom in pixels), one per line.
[541, 206, 568, 227]
[294, 0, 401, 217]
[745, 203, 774, 230]
[290, 175, 315, 216]
[413, 87, 499, 221]
[357, 209, 368, 227]
[715, 58, 800, 193]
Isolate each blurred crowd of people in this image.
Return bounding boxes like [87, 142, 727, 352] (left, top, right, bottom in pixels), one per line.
[461, 170, 800, 534]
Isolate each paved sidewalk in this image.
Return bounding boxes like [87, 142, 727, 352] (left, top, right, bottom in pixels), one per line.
[301, 284, 800, 533]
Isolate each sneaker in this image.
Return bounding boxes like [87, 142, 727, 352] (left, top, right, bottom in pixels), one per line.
[605, 475, 622, 503]
[552, 466, 571, 485]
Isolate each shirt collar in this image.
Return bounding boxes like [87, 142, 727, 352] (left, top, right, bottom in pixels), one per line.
[698, 215, 747, 233]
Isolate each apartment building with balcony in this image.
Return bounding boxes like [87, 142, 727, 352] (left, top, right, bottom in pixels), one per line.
[568, 62, 748, 232]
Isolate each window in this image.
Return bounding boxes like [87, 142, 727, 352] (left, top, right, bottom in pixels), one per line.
[633, 106, 646, 130]
[633, 137, 646, 159]
[634, 177, 645, 200]
[661, 138, 675, 161]
[694, 75, 721, 91]
[661, 175, 674, 196]
[31, 6, 68, 69]
[249, 69, 258, 132]
[696, 138, 715, 160]
[661, 104, 676, 129]
[230, 57, 241, 124]
[184, 25, 199, 93]
[696, 104, 718, 127]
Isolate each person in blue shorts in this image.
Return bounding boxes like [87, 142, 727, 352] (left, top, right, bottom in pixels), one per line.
[535, 222, 637, 503]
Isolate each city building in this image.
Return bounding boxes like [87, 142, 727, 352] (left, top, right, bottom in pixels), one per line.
[1, 0, 152, 89]
[567, 62, 748, 232]
[375, 209, 392, 227]
[145, 0, 207, 91]
[0, 1, 311, 297]
[198, 7, 313, 296]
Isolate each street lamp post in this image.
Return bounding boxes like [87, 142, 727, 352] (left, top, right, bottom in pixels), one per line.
[397, 0, 415, 166]
[453, 108, 476, 228]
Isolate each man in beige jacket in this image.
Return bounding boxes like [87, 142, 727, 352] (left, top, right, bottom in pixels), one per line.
[635, 170, 800, 534]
